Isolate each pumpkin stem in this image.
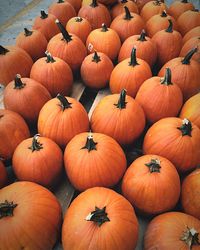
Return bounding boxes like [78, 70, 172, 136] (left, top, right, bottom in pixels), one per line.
[0, 200, 17, 219]
[57, 0, 64, 3]
[24, 28, 33, 36]
[160, 68, 173, 85]
[181, 47, 198, 65]
[81, 133, 98, 152]
[92, 51, 101, 63]
[28, 134, 43, 152]
[45, 51, 56, 63]
[55, 19, 72, 42]
[129, 47, 139, 66]
[90, 0, 98, 7]
[161, 10, 167, 17]
[114, 89, 127, 109]
[177, 118, 192, 137]
[0, 45, 9, 55]
[14, 74, 26, 89]
[181, 0, 188, 3]
[138, 30, 147, 41]
[145, 159, 161, 173]
[180, 227, 200, 250]
[56, 93, 72, 110]
[121, 0, 128, 3]
[153, 0, 162, 5]
[101, 23, 109, 32]
[85, 206, 110, 226]
[165, 19, 173, 33]
[75, 17, 83, 22]
[40, 10, 48, 19]
[124, 6, 133, 20]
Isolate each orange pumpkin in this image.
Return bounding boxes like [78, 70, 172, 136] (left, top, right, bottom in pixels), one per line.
[65, 0, 82, 12]
[143, 117, 200, 173]
[182, 26, 200, 44]
[38, 94, 89, 148]
[90, 89, 145, 145]
[0, 109, 30, 161]
[110, 48, 152, 98]
[80, 51, 114, 88]
[135, 68, 183, 123]
[168, 0, 195, 20]
[0, 161, 7, 189]
[122, 155, 180, 215]
[64, 132, 126, 191]
[0, 45, 33, 86]
[62, 187, 139, 250]
[179, 36, 200, 63]
[135, 0, 164, 12]
[30, 52, 73, 97]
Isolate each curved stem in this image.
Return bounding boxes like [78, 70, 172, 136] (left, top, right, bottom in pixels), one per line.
[160, 68, 173, 85]
[24, 28, 33, 36]
[57, 0, 64, 3]
[129, 47, 139, 66]
[177, 118, 192, 136]
[92, 51, 101, 63]
[55, 20, 72, 42]
[14, 74, 26, 89]
[181, 48, 198, 65]
[56, 93, 72, 110]
[165, 19, 173, 33]
[0, 200, 17, 219]
[81, 133, 97, 152]
[161, 10, 167, 17]
[114, 89, 127, 109]
[28, 134, 43, 152]
[137, 30, 147, 41]
[145, 159, 161, 173]
[75, 17, 83, 22]
[90, 0, 98, 7]
[45, 51, 56, 63]
[101, 23, 108, 32]
[124, 6, 133, 20]
[85, 206, 110, 226]
[180, 227, 200, 249]
[40, 10, 48, 19]
[0, 45, 9, 55]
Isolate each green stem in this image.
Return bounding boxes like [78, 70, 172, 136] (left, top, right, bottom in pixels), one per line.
[160, 68, 173, 85]
[81, 133, 97, 152]
[45, 51, 56, 63]
[145, 159, 161, 173]
[57, 0, 64, 3]
[92, 51, 101, 63]
[28, 134, 43, 152]
[85, 206, 110, 226]
[75, 17, 83, 22]
[56, 93, 72, 110]
[124, 6, 133, 20]
[165, 19, 173, 33]
[90, 0, 98, 7]
[161, 10, 167, 17]
[101, 23, 108, 32]
[114, 89, 127, 109]
[40, 10, 48, 19]
[129, 48, 139, 66]
[0, 200, 17, 219]
[180, 227, 200, 250]
[177, 118, 192, 137]
[137, 30, 147, 41]
[24, 28, 33, 36]
[0, 45, 9, 55]
[14, 75, 26, 89]
[55, 20, 72, 42]
[181, 48, 198, 65]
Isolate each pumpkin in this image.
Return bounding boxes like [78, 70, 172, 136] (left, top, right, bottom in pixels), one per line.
[110, 48, 152, 98]
[140, 0, 168, 22]
[0, 109, 30, 161]
[158, 48, 200, 101]
[62, 186, 139, 250]
[135, 0, 164, 12]
[145, 10, 178, 38]
[80, 51, 114, 88]
[0, 181, 62, 249]
[179, 93, 200, 129]
[65, 0, 82, 12]
[64, 132, 126, 191]
[0, 161, 7, 189]
[110, 6, 145, 42]
[152, 19, 182, 67]
[3, 74, 51, 125]
[168, 0, 195, 20]
[135, 68, 183, 123]
[177, 9, 200, 36]
[32, 10, 60, 41]
[30, 51, 73, 97]
[90, 89, 145, 145]
[179, 36, 200, 63]
[86, 23, 121, 61]
[48, 0, 76, 26]
[122, 155, 180, 215]
[0, 45, 33, 86]
[144, 212, 200, 249]
[66, 16, 92, 43]
[47, 20, 87, 73]
[110, 0, 139, 20]
[78, 0, 111, 30]
[143, 117, 200, 173]
[15, 28, 48, 62]
[38, 94, 89, 149]
[12, 134, 63, 188]
[182, 26, 200, 44]
[118, 30, 157, 67]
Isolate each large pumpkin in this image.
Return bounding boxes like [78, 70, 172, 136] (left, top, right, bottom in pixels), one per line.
[12, 134, 63, 188]
[168, 0, 195, 20]
[182, 26, 200, 44]
[0, 161, 7, 189]
[0, 181, 62, 249]
[179, 36, 200, 63]
[62, 187, 139, 250]
[143, 117, 200, 173]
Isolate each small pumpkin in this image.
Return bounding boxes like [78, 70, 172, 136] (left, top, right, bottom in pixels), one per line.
[179, 36, 200, 63]
[0, 109, 30, 161]
[38, 94, 89, 149]
[30, 52, 73, 97]
[0, 181, 62, 249]
[168, 0, 195, 20]
[110, 48, 152, 98]
[80, 51, 114, 89]
[90, 89, 145, 145]
[143, 117, 200, 173]
[15, 28, 48, 62]
[0, 161, 8, 189]
[62, 187, 139, 250]
[0, 45, 33, 86]
[182, 26, 200, 44]
[135, 68, 183, 123]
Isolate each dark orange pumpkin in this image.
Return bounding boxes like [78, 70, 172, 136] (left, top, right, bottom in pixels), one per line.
[12, 134, 63, 188]
[135, 68, 183, 123]
[64, 132, 126, 191]
[168, 0, 195, 20]
[47, 20, 87, 73]
[0, 109, 30, 161]
[143, 117, 200, 173]
[179, 36, 200, 63]
[0, 181, 62, 249]
[3, 75, 51, 125]
[62, 187, 139, 250]
[90, 89, 145, 145]
[122, 155, 180, 215]
[80, 51, 114, 88]
[144, 212, 200, 250]
[110, 48, 152, 98]
[0, 161, 7, 189]
[30, 52, 73, 97]
[38, 94, 89, 148]
[0, 45, 33, 86]
[15, 28, 48, 62]
[182, 26, 200, 44]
